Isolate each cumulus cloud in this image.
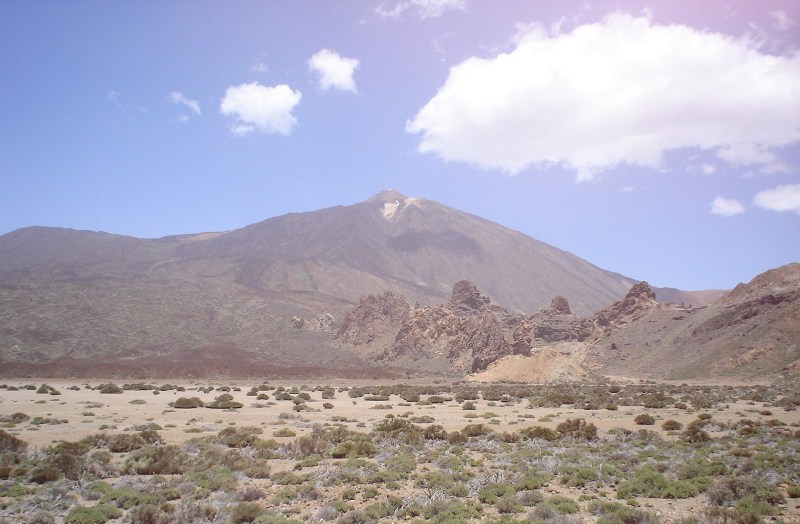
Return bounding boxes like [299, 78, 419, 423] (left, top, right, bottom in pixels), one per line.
[753, 184, 800, 214]
[168, 91, 201, 115]
[308, 49, 359, 93]
[219, 82, 301, 136]
[376, 0, 465, 20]
[711, 196, 745, 217]
[407, 13, 800, 181]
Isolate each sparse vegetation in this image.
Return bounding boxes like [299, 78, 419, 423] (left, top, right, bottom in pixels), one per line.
[0, 381, 798, 522]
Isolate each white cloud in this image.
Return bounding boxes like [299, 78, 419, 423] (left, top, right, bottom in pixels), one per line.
[753, 184, 800, 214]
[168, 91, 201, 115]
[308, 49, 359, 93]
[407, 13, 800, 181]
[770, 10, 795, 31]
[219, 83, 301, 136]
[711, 196, 745, 217]
[376, 0, 465, 20]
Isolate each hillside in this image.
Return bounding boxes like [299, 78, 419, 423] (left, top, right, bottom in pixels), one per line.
[0, 190, 718, 378]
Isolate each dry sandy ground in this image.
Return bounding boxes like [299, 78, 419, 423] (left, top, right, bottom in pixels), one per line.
[2, 379, 799, 449]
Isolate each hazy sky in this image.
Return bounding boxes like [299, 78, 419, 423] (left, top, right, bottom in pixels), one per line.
[1, 0, 798, 290]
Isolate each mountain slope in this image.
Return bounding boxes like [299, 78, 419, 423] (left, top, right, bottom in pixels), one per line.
[586, 263, 800, 380]
[0, 190, 714, 377]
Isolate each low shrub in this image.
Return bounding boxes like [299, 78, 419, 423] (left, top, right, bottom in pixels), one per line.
[634, 414, 656, 425]
[172, 397, 204, 409]
[556, 418, 598, 440]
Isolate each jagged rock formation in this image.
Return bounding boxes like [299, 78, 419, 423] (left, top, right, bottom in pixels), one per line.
[338, 265, 800, 381]
[338, 280, 620, 374]
[586, 263, 800, 380]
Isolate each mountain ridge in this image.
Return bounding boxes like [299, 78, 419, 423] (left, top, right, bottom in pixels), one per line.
[0, 190, 732, 378]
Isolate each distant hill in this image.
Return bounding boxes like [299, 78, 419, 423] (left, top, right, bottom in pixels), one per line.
[0, 190, 721, 377]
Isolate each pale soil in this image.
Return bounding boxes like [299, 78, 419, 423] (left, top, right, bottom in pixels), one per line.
[2, 379, 799, 449]
[468, 342, 589, 383]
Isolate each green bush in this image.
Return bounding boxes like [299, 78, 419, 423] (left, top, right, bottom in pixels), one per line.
[478, 483, 514, 503]
[64, 506, 108, 524]
[662, 419, 683, 431]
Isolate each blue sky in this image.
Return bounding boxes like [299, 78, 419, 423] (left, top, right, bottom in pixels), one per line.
[1, 0, 798, 291]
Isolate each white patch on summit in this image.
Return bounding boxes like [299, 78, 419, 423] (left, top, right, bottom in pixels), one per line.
[382, 200, 400, 219]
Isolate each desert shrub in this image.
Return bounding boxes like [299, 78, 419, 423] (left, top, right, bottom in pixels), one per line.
[128, 504, 170, 524]
[273, 428, 296, 438]
[662, 419, 683, 431]
[541, 495, 580, 514]
[682, 419, 711, 443]
[330, 439, 376, 459]
[0, 430, 27, 452]
[462, 423, 492, 437]
[561, 466, 599, 487]
[107, 433, 146, 452]
[47, 440, 90, 480]
[428, 395, 446, 404]
[288, 434, 329, 458]
[516, 489, 544, 507]
[479, 483, 515, 503]
[217, 427, 258, 448]
[185, 465, 238, 492]
[373, 418, 423, 444]
[347, 388, 365, 398]
[462, 401, 476, 410]
[706, 476, 784, 508]
[608, 385, 622, 394]
[231, 502, 266, 523]
[422, 424, 448, 441]
[617, 464, 706, 499]
[556, 418, 598, 440]
[125, 445, 187, 474]
[29, 464, 61, 483]
[787, 485, 800, 498]
[321, 388, 335, 399]
[237, 486, 266, 502]
[495, 494, 523, 514]
[207, 394, 243, 409]
[518, 425, 557, 441]
[64, 506, 109, 524]
[634, 414, 656, 425]
[97, 383, 123, 394]
[172, 397, 204, 409]
[589, 500, 659, 524]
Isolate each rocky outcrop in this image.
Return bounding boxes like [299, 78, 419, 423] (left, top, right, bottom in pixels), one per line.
[338, 283, 600, 374]
[336, 291, 410, 346]
[450, 280, 490, 311]
[593, 281, 659, 330]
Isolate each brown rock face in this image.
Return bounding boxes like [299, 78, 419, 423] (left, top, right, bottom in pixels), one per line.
[549, 295, 572, 315]
[594, 282, 659, 328]
[340, 285, 595, 374]
[450, 280, 490, 311]
[336, 291, 410, 346]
